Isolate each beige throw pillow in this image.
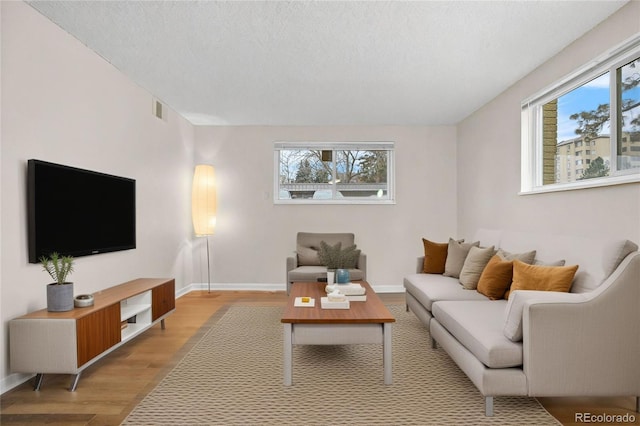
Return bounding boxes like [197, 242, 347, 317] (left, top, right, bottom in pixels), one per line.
[459, 245, 496, 289]
[443, 239, 480, 279]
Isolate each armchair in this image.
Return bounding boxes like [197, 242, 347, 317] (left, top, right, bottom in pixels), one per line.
[286, 232, 367, 294]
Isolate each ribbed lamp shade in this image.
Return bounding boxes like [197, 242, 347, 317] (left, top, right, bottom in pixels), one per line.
[192, 165, 217, 236]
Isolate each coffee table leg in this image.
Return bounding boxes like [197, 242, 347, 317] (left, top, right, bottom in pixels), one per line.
[383, 322, 392, 385]
[283, 323, 292, 386]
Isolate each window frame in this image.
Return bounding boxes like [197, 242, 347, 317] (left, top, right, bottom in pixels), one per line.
[273, 141, 396, 205]
[521, 33, 640, 194]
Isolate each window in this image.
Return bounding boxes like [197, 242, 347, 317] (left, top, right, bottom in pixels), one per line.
[274, 142, 395, 204]
[521, 35, 640, 193]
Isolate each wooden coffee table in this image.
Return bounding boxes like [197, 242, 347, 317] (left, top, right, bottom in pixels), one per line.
[281, 281, 395, 386]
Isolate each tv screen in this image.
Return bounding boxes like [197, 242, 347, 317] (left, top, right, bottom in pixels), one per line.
[28, 159, 136, 263]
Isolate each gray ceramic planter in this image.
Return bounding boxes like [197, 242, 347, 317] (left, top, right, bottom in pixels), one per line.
[47, 282, 74, 312]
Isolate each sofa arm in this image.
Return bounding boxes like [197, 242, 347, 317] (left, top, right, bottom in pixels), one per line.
[358, 253, 367, 280]
[286, 255, 297, 273]
[504, 290, 583, 341]
[523, 252, 640, 397]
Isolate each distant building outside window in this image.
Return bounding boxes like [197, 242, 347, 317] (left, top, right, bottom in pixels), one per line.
[521, 35, 640, 193]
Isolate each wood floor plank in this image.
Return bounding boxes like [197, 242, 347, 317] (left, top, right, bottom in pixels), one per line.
[1, 290, 637, 425]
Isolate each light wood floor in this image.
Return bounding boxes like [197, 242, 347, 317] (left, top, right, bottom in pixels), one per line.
[1, 291, 638, 425]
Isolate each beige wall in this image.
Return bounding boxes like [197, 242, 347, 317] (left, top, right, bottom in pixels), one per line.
[0, 2, 195, 390]
[193, 126, 457, 288]
[457, 1, 640, 243]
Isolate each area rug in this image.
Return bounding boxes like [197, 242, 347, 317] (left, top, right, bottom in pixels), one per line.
[123, 305, 559, 425]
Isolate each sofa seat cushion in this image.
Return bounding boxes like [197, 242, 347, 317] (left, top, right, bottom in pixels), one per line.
[432, 300, 523, 368]
[403, 273, 489, 311]
[289, 266, 364, 283]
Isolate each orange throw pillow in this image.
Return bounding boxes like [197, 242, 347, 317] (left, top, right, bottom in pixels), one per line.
[509, 260, 579, 298]
[422, 238, 448, 274]
[476, 255, 514, 300]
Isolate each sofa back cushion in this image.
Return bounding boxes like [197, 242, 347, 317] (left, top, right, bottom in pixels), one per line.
[601, 239, 638, 279]
[498, 231, 629, 294]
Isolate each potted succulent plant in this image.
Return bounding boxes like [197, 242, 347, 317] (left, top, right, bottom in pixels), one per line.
[40, 252, 75, 312]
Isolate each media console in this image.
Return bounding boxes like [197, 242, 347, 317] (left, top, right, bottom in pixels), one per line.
[9, 278, 175, 391]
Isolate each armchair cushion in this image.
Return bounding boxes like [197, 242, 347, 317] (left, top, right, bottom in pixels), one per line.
[288, 266, 330, 283]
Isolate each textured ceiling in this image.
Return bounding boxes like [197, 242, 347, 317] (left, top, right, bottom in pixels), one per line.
[28, 1, 628, 126]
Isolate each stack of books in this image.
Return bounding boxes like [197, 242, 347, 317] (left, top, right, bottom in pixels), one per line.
[326, 283, 367, 302]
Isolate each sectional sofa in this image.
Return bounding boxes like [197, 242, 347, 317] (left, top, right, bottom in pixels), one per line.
[404, 229, 640, 416]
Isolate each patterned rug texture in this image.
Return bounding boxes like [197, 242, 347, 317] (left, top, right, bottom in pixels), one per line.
[123, 305, 558, 425]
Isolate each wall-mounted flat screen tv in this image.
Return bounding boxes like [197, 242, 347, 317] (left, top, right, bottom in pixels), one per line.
[28, 159, 136, 263]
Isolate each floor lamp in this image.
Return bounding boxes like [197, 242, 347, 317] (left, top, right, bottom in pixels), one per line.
[192, 165, 217, 293]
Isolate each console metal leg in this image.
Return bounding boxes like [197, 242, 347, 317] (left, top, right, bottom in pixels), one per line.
[485, 396, 494, 417]
[636, 396, 639, 413]
[69, 372, 82, 391]
[161, 318, 166, 330]
[33, 373, 44, 391]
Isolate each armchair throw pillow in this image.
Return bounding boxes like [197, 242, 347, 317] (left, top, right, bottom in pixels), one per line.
[318, 241, 361, 269]
[296, 244, 322, 266]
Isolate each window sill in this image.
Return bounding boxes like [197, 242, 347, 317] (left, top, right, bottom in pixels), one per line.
[274, 199, 396, 205]
[519, 173, 640, 195]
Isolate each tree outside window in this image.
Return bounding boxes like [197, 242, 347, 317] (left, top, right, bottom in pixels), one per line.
[275, 143, 394, 203]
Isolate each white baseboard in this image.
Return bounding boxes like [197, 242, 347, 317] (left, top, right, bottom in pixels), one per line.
[187, 282, 405, 294]
[1, 372, 35, 395]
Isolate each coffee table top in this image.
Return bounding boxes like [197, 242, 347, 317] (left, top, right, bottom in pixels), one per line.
[281, 281, 395, 324]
